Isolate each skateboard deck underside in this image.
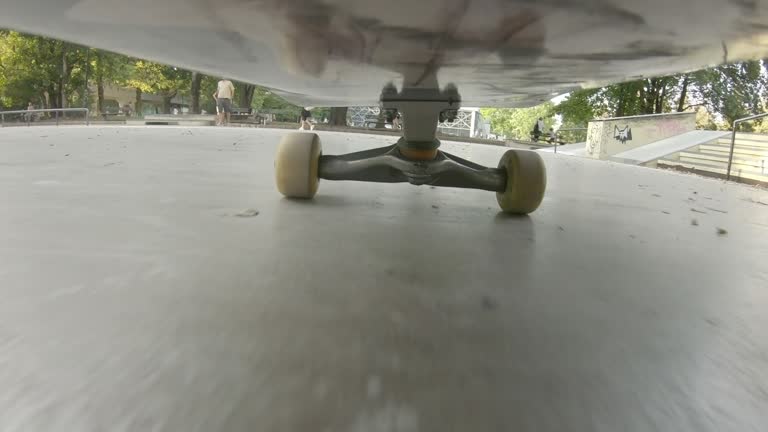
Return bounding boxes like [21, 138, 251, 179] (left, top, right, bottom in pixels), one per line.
[2, 0, 768, 107]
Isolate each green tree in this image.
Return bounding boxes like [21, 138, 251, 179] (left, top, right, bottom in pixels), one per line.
[481, 102, 554, 140]
[555, 89, 597, 127]
[250, 87, 303, 122]
[0, 31, 89, 110]
[125, 60, 190, 114]
[329, 107, 348, 126]
[91, 50, 131, 114]
[235, 82, 256, 110]
[691, 60, 766, 128]
[190, 71, 202, 114]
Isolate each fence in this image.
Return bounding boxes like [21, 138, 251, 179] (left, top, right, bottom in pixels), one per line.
[0, 108, 90, 127]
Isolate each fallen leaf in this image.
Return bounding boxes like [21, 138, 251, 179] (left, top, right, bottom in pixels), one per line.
[235, 209, 260, 217]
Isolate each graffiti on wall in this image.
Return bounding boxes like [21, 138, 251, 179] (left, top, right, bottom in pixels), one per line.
[614, 125, 632, 144]
[586, 122, 603, 157]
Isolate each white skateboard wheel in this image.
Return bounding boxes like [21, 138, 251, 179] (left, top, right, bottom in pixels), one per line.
[275, 132, 322, 198]
[496, 149, 547, 214]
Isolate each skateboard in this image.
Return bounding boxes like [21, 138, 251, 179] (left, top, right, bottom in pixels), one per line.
[275, 83, 547, 214]
[2, 0, 768, 213]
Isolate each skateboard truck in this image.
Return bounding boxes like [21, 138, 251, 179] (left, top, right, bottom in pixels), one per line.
[319, 144, 507, 192]
[274, 82, 547, 214]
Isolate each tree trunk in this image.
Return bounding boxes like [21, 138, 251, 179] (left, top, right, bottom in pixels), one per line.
[329, 107, 348, 126]
[655, 81, 667, 113]
[48, 85, 58, 109]
[190, 72, 202, 114]
[135, 88, 142, 117]
[638, 84, 647, 114]
[677, 75, 689, 112]
[642, 79, 655, 114]
[614, 87, 626, 117]
[162, 95, 173, 114]
[239, 84, 256, 110]
[97, 82, 104, 114]
[60, 46, 68, 108]
[96, 61, 104, 114]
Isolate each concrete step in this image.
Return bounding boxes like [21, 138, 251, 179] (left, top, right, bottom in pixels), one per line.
[679, 152, 767, 170]
[678, 155, 767, 173]
[658, 159, 768, 184]
[736, 132, 768, 143]
[696, 149, 767, 163]
[699, 144, 768, 157]
[716, 137, 768, 148]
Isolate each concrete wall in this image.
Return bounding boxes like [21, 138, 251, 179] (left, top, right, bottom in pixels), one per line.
[585, 112, 696, 159]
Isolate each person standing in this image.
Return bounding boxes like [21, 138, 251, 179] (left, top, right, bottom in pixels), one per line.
[213, 78, 235, 126]
[299, 107, 314, 130]
[26, 101, 35, 123]
[385, 109, 401, 130]
[532, 117, 545, 141]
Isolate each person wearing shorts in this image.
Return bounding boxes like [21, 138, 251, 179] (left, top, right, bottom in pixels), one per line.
[300, 107, 313, 130]
[213, 79, 235, 126]
[386, 109, 401, 129]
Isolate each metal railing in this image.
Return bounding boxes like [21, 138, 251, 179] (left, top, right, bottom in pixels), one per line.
[550, 127, 587, 153]
[0, 108, 90, 127]
[726, 112, 768, 180]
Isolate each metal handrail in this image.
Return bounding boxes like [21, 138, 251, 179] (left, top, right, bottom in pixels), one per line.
[726, 112, 768, 180]
[552, 127, 587, 153]
[0, 108, 90, 127]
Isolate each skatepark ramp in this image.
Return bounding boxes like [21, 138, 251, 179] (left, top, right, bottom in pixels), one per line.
[655, 132, 768, 185]
[608, 130, 729, 165]
[538, 110, 767, 186]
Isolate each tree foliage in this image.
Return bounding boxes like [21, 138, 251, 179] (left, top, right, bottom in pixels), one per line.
[481, 103, 554, 140]
[692, 60, 766, 127]
[0, 31, 89, 109]
[556, 61, 767, 131]
[125, 61, 190, 113]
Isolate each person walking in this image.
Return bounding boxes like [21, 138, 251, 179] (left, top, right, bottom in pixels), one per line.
[213, 78, 235, 126]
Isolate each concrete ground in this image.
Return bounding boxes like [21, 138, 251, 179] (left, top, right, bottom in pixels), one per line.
[1, 126, 767, 431]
